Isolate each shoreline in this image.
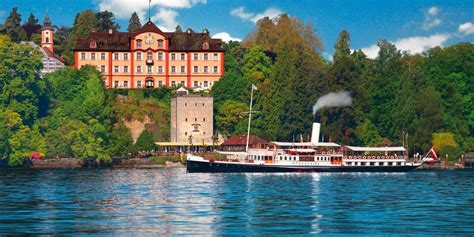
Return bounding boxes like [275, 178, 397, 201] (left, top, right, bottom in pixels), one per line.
[24, 157, 186, 169]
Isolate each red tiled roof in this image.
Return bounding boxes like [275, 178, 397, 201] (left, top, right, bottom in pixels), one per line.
[74, 21, 223, 52]
[43, 47, 65, 63]
[222, 135, 269, 146]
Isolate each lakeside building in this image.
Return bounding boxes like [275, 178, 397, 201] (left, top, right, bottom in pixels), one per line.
[24, 16, 65, 77]
[220, 135, 270, 151]
[73, 20, 225, 89]
[170, 89, 214, 144]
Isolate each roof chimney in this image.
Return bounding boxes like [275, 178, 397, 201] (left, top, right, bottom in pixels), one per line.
[108, 29, 113, 35]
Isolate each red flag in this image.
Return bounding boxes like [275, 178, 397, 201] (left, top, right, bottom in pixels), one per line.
[430, 148, 439, 160]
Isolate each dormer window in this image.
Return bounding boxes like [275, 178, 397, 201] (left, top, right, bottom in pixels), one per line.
[136, 40, 142, 48]
[158, 40, 164, 48]
[90, 41, 97, 48]
[202, 42, 209, 50]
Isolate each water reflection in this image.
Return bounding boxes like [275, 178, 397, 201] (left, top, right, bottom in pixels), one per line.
[0, 169, 473, 235]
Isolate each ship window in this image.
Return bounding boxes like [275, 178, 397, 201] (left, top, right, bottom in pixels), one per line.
[397, 162, 402, 166]
[370, 162, 375, 166]
[361, 162, 366, 166]
[379, 162, 384, 166]
[388, 162, 393, 166]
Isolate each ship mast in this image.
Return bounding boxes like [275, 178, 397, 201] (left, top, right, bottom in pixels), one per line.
[245, 84, 258, 153]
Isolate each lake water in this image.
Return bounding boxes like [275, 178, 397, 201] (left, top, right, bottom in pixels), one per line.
[0, 168, 473, 235]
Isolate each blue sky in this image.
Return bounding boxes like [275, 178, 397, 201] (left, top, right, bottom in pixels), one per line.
[1, 0, 473, 59]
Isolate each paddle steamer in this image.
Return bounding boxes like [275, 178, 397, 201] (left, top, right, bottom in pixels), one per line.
[186, 86, 435, 173]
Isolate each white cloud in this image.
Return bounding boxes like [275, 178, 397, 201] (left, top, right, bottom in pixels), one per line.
[423, 6, 442, 30]
[428, 7, 439, 16]
[98, 0, 206, 21]
[360, 33, 452, 59]
[360, 44, 380, 59]
[231, 6, 282, 23]
[151, 9, 179, 31]
[212, 32, 242, 42]
[458, 22, 474, 35]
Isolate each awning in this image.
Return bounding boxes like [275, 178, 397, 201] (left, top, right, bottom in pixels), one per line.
[345, 146, 406, 152]
[155, 142, 221, 146]
[271, 142, 341, 147]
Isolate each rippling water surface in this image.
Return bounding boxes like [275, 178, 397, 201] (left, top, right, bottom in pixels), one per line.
[0, 168, 473, 235]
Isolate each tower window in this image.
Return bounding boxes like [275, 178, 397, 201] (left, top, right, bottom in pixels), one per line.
[45, 37, 49, 43]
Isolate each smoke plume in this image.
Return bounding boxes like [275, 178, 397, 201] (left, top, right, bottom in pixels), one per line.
[312, 91, 353, 115]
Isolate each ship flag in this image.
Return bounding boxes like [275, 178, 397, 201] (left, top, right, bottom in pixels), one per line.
[429, 147, 439, 160]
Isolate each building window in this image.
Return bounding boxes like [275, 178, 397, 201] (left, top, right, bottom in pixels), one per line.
[193, 53, 198, 60]
[158, 52, 163, 60]
[124, 81, 129, 88]
[158, 66, 163, 73]
[123, 53, 129, 60]
[171, 81, 176, 87]
[114, 53, 119, 60]
[203, 53, 209, 60]
[171, 66, 176, 73]
[181, 81, 185, 86]
[213, 53, 218, 60]
[137, 81, 142, 88]
[101, 53, 106, 60]
[136, 40, 142, 48]
[194, 81, 198, 87]
[114, 81, 119, 88]
[81, 53, 86, 60]
[181, 66, 185, 73]
[100, 65, 106, 73]
[193, 66, 198, 73]
[124, 66, 129, 73]
[158, 81, 163, 87]
[114, 66, 119, 73]
[145, 78, 154, 88]
[185, 118, 188, 121]
[137, 52, 142, 60]
[203, 66, 208, 73]
[204, 81, 208, 88]
[147, 52, 153, 60]
[171, 53, 176, 60]
[180, 53, 185, 60]
[137, 66, 142, 73]
[147, 65, 152, 73]
[91, 53, 96, 60]
[213, 66, 218, 73]
[158, 40, 164, 48]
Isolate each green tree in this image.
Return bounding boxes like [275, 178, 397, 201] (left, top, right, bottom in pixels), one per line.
[175, 25, 183, 32]
[355, 118, 383, 146]
[333, 30, 351, 61]
[0, 38, 45, 125]
[27, 13, 38, 25]
[64, 10, 98, 64]
[96, 11, 120, 32]
[127, 12, 142, 32]
[4, 7, 22, 42]
[135, 130, 156, 151]
[108, 123, 133, 156]
[215, 100, 248, 136]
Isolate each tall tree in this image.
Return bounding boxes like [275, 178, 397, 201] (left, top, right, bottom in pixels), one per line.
[127, 12, 142, 32]
[63, 10, 98, 65]
[4, 7, 22, 42]
[96, 11, 120, 32]
[333, 30, 351, 61]
[27, 13, 38, 25]
[175, 25, 183, 32]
